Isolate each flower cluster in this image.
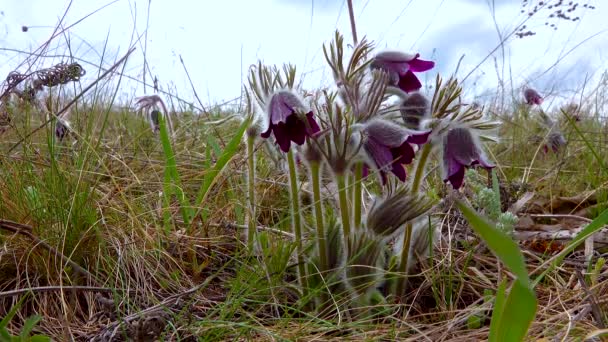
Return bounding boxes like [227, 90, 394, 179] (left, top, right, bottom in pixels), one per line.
[244, 31, 499, 308]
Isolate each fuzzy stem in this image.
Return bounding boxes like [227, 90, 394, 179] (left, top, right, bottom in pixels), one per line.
[396, 143, 433, 297]
[287, 149, 308, 295]
[353, 162, 363, 229]
[310, 162, 328, 274]
[336, 172, 351, 240]
[246, 135, 256, 251]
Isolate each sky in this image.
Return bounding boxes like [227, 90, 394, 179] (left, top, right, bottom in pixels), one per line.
[0, 0, 606, 109]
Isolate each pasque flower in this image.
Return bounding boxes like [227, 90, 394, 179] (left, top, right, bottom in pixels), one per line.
[55, 117, 71, 141]
[261, 90, 320, 153]
[399, 91, 430, 130]
[370, 51, 435, 93]
[442, 127, 495, 189]
[361, 119, 431, 184]
[524, 88, 543, 105]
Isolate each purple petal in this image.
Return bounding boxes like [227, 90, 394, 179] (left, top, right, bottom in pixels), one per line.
[365, 120, 409, 147]
[391, 163, 407, 182]
[391, 142, 416, 165]
[408, 56, 435, 72]
[445, 128, 484, 167]
[477, 154, 495, 169]
[268, 95, 295, 125]
[365, 138, 393, 170]
[406, 130, 432, 145]
[273, 124, 292, 152]
[286, 115, 307, 146]
[361, 164, 369, 178]
[447, 165, 466, 189]
[398, 70, 423, 93]
[305, 111, 321, 135]
[261, 126, 272, 139]
[446, 157, 463, 179]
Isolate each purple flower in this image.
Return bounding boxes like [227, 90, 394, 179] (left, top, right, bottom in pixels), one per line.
[362, 119, 431, 184]
[55, 117, 72, 142]
[370, 51, 435, 93]
[261, 90, 320, 153]
[442, 127, 494, 189]
[543, 131, 567, 154]
[524, 88, 543, 105]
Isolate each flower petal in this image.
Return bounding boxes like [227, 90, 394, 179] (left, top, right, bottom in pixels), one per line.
[365, 137, 394, 171]
[286, 115, 307, 146]
[408, 57, 435, 72]
[305, 111, 321, 135]
[273, 123, 292, 152]
[391, 141, 416, 165]
[447, 164, 466, 189]
[268, 94, 294, 124]
[260, 126, 272, 139]
[391, 163, 407, 182]
[365, 119, 409, 147]
[405, 130, 432, 145]
[398, 70, 423, 93]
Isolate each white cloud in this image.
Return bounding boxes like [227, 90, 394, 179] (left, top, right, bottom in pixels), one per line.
[1, 0, 606, 108]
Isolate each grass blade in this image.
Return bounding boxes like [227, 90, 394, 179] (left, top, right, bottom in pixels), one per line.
[456, 200, 530, 286]
[159, 115, 193, 226]
[193, 117, 251, 221]
[488, 278, 507, 341]
[495, 280, 537, 342]
[457, 200, 537, 341]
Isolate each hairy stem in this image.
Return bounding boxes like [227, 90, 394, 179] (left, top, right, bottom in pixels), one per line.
[336, 172, 351, 241]
[246, 135, 256, 250]
[396, 143, 433, 297]
[310, 162, 328, 272]
[353, 162, 363, 229]
[287, 149, 308, 295]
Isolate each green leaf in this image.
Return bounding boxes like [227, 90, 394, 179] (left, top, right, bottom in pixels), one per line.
[457, 200, 537, 342]
[193, 117, 251, 221]
[495, 281, 537, 342]
[20, 315, 42, 339]
[456, 200, 530, 287]
[158, 115, 193, 226]
[488, 278, 507, 341]
[0, 293, 28, 329]
[0, 329, 12, 341]
[491, 169, 500, 209]
[30, 335, 52, 342]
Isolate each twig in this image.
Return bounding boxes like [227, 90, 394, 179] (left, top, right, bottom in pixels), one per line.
[0, 286, 132, 300]
[0, 219, 101, 286]
[575, 269, 606, 329]
[209, 222, 295, 239]
[529, 214, 592, 222]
